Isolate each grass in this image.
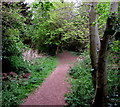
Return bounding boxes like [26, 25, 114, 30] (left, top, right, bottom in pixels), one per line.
[2, 56, 57, 107]
[65, 51, 120, 106]
[69, 51, 81, 56]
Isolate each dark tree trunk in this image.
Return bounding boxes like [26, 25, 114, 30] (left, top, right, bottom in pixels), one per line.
[92, 33, 110, 107]
[92, 1, 118, 106]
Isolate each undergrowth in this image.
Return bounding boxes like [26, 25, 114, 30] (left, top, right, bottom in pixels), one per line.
[107, 53, 120, 106]
[3, 56, 31, 74]
[65, 51, 120, 107]
[2, 56, 57, 107]
[65, 54, 94, 106]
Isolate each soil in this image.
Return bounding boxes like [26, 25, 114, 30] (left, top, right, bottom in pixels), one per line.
[20, 51, 80, 106]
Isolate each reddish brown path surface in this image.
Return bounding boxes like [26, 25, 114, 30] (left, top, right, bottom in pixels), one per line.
[21, 51, 78, 106]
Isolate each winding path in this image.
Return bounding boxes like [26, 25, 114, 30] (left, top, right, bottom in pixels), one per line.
[21, 51, 78, 106]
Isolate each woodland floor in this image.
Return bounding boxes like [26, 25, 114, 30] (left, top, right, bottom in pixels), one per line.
[20, 51, 80, 106]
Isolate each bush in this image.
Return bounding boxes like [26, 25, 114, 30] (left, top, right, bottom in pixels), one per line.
[2, 56, 57, 107]
[107, 53, 120, 106]
[2, 2, 31, 74]
[65, 55, 94, 106]
[3, 56, 31, 74]
[65, 52, 120, 106]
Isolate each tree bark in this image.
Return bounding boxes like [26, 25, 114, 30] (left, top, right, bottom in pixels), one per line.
[92, 1, 118, 107]
[89, 2, 100, 88]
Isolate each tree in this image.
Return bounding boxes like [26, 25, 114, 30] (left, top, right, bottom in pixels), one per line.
[89, 2, 100, 88]
[92, 1, 118, 106]
[2, 1, 31, 73]
[29, 1, 89, 55]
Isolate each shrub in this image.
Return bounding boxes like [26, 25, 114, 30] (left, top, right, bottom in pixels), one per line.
[65, 52, 120, 106]
[3, 56, 31, 74]
[65, 56, 94, 106]
[2, 56, 57, 107]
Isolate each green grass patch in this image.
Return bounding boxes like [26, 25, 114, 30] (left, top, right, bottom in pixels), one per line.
[2, 56, 57, 107]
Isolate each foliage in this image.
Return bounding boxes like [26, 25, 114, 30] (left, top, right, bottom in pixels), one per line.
[2, 1, 119, 107]
[65, 54, 94, 106]
[65, 51, 120, 106]
[2, 2, 31, 73]
[107, 52, 120, 106]
[95, 2, 110, 37]
[26, 2, 58, 54]
[110, 40, 120, 53]
[2, 56, 57, 107]
[96, 2, 120, 38]
[27, 2, 89, 54]
[3, 56, 31, 74]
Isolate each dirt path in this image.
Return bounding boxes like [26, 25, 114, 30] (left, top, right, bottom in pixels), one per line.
[21, 51, 78, 106]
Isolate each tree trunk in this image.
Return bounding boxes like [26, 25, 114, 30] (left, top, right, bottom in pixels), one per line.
[89, 2, 100, 88]
[55, 45, 59, 55]
[92, 1, 118, 107]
